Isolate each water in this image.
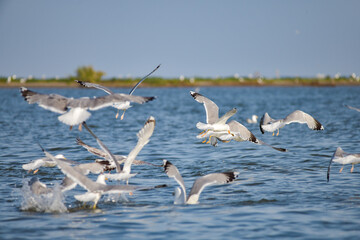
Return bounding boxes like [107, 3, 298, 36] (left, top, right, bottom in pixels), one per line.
[0, 86, 359, 239]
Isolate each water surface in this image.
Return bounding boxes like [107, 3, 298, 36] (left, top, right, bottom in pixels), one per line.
[0, 86, 359, 239]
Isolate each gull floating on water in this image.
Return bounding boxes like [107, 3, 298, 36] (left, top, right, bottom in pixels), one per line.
[345, 104, 360, 112]
[20, 87, 155, 131]
[162, 160, 238, 204]
[190, 91, 237, 144]
[40, 146, 138, 209]
[246, 115, 258, 124]
[198, 120, 287, 152]
[82, 116, 156, 184]
[260, 110, 324, 136]
[327, 147, 360, 182]
[76, 64, 160, 120]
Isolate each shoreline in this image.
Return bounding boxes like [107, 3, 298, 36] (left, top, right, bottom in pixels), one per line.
[1, 80, 359, 88]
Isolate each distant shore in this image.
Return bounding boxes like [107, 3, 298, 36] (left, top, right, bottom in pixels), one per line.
[1, 76, 359, 88]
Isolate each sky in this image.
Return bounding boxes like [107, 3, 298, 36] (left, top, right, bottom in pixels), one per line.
[0, 0, 359, 79]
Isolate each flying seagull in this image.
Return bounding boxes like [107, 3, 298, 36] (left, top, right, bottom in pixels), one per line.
[198, 120, 287, 152]
[190, 91, 237, 144]
[20, 87, 155, 131]
[327, 147, 360, 182]
[260, 110, 324, 136]
[76, 64, 160, 120]
[162, 160, 238, 204]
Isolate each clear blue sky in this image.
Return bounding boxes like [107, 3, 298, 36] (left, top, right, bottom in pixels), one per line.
[0, 0, 359, 79]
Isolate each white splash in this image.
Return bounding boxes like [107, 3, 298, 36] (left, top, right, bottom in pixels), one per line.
[20, 179, 68, 213]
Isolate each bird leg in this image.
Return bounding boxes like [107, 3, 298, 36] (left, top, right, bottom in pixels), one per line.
[351, 164, 354, 173]
[33, 169, 39, 174]
[272, 132, 275, 136]
[202, 138, 207, 143]
[206, 136, 212, 144]
[78, 123, 82, 131]
[129, 192, 133, 196]
[92, 202, 97, 209]
[276, 129, 280, 136]
[115, 109, 120, 119]
[339, 166, 344, 173]
[120, 110, 126, 120]
[199, 130, 209, 137]
[69, 126, 73, 131]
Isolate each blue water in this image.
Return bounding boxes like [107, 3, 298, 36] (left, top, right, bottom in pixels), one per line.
[0, 86, 359, 239]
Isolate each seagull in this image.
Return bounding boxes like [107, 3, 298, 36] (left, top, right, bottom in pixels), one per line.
[162, 160, 238, 204]
[345, 104, 360, 112]
[20, 87, 155, 131]
[22, 154, 77, 174]
[40, 146, 138, 209]
[198, 120, 287, 152]
[190, 91, 237, 143]
[82, 116, 156, 184]
[246, 115, 258, 124]
[28, 177, 53, 195]
[76, 64, 160, 120]
[327, 147, 360, 182]
[260, 110, 324, 136]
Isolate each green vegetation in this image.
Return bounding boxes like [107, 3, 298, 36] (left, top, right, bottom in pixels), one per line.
[1, 72, 359, 88]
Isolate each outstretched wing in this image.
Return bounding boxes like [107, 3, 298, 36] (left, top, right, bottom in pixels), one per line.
[187, 172, 238, 204]
[122, 116, 156, 173]
[283, 110, 324, 130]
[190, 91, 219, 124]
[20, 87, 69, 114]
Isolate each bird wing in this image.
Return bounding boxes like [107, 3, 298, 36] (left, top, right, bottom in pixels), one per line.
[162, 160, 187, 202]
[42, 148, 100, 192]
[188, 172, 238, 202]
[128, 64, 161, 95]
[190, 91, 219, 124]
[76, 137, 108, 158]
[75, 80, 114, 94]
[217, 108, 237, 125]
[82, 122, 122, 173]
[122, 116, 155, 173]
[283, 110, 324, 130]
[20, 87, 69, 114]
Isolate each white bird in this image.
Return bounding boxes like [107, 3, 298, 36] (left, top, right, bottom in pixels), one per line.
[198, 120, 287, 152]
[82, 116, 156, 184]
[190, 91, 237, 143]
[22, 154, 76, 174]
[260, 110, 324, 136]
[162, 160, 238, 204]
[327, 147, 360, 182]
[246, 115, 258, 124]
[28, 177, 53, 195]
[40, 146, 138, 209]
[76, 64, 160, 120]
[20, 87, 155, 131]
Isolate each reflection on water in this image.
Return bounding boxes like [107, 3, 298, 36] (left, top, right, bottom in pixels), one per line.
[0, 86, 359, 239]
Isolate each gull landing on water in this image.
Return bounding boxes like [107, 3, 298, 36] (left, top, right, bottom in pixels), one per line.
[162, 160, 238, 204]
[40, 146, 138, 209]
[260, 110, 324, 136]
[190, 91, 237, 143]
[20, 87, 155, 131]
[76, 64, 160, 120]
[197, 120, 287, 152]
[327, 147, 360, 182]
